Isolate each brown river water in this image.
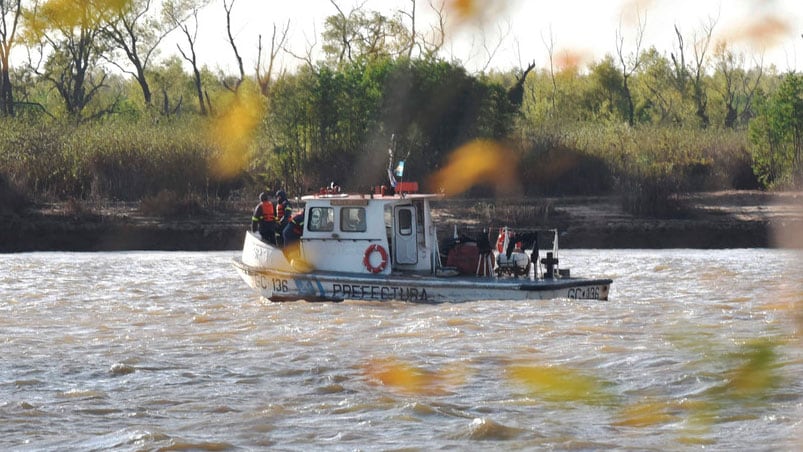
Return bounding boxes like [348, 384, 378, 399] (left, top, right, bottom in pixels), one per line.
[1, 250, 801, 450]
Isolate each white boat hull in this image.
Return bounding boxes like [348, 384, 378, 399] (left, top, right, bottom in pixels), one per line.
[233, 258, 611, 303]
[235, 190, 612, 303]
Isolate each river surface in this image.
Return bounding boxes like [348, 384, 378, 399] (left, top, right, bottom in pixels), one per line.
[1, 250, 801, 451]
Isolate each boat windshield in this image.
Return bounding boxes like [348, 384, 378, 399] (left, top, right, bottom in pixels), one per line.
[308, 207, 334, 232]
[340, 207, 367, 232]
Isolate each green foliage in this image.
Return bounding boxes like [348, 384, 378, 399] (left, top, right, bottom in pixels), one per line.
[3, 0, 797, 210]
[263, 57, 516, 193]
[0, 117, 226, 202]
[749, 72, 803, 188]
[515, 123, 613, 196]
[585, 56, 628, 123]
[516, 122, 753, 215]
[322, 8, 409, 65]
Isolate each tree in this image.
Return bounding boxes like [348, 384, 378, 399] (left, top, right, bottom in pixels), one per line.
[542, 27, 557, 113]
[264, 68, 317, 193]
[636, 47, 687, 124]
[256, 20, 289, 97]
[749, 73, 803, 187]
[0, 0, 22, 116]
[713, 41, 763, 129]
[585, 55, 627, 122]
[419, 0, 446, 59]
[165, 0, 207, 115]
[149, 55, 190, 116]
[506, 60, 534, 110]
[615, 11, 646, 126]
[26, 0, 125, 119]
[322, 1, 408, 65]
[263, 58, 515, 191]
[398, 0, 415, 59]
[101, 0, 179, 107]
[670, 18, 717, 128]
[221, 0, 243, 91]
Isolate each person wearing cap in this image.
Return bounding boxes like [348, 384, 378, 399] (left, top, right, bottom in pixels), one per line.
[252, 192, 276, 244]
[274, 190, 291, 246]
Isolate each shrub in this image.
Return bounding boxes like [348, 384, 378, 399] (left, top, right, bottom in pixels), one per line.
[0, 172, 29, 215]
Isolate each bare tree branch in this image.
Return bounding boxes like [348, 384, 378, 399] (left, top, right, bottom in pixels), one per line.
[422, 0, 446, 58]
[397, 0, 416, 58]
[101, 0, 180, 106]
[284, 23, 318, 70]
[169, 6, 206, 115]
[615, 9, 647, 125]
[542, 26, 557, 112]
[477, 18, 511, 73]
[256, 19, 290, 97]
[223, 0, 244, 91]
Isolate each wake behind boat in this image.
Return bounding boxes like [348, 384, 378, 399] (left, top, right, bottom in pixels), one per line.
[233, 183, 612, 303]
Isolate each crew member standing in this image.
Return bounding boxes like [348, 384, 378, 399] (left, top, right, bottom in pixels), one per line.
[275, 190, 291, 245]
[252, 192, 276, 244]
[282, 212, 305, 261]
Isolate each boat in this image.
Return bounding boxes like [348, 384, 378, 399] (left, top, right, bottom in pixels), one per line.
[233, 182, 612, 303]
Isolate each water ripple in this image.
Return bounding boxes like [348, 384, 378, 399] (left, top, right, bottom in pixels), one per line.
[0, 250, 800, 450]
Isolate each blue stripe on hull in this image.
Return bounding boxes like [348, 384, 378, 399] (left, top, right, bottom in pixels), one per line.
[234, 259, 611, 303]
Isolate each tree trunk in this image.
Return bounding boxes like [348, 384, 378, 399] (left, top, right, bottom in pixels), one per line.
[193, 66, 206, 115]
[623, 75, 635, 126]
[0, 59, 13, 116]
[134, 61, 152, 106]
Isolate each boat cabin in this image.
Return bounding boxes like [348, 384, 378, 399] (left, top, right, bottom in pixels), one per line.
[299, 191, 441, 275]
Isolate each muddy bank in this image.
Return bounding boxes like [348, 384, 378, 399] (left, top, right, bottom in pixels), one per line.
[1, 191, 801, 252]
[0, 212, 246, 252]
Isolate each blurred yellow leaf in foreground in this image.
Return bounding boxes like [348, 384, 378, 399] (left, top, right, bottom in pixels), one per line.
[363, 357, 469, 395]
[507, 364, 612, 404]
[209, 90, 264, 179]
[427, 139, 518, 196]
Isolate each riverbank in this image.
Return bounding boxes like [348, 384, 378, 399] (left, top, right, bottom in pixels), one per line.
[1, 191, 801, 252]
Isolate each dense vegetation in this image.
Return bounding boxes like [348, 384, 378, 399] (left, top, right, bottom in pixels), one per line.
[1, 1, 802, 217]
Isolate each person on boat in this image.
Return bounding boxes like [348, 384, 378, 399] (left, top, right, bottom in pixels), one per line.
[275, 190, 291, 244]
[252, 192, 276, 244]
[282, 212, 305, 260]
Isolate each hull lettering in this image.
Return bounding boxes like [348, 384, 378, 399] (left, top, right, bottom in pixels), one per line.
[567, 286, 601, 299]
[254, 274, 289, 294]
[332, 283, 428, 302]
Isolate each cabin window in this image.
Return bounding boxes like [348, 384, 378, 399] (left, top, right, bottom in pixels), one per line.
[340, 207, 366, 232]
[398, 208, 413, 235]
[308, 207, 334, 232]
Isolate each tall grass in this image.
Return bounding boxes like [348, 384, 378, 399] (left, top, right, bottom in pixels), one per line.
[514, 122, 755, 216]
[0, 117, 251, 204]
[1, 116, 758, 218]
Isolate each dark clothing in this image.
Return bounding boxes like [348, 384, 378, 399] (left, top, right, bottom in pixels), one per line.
[282, 213, 304, 246]
[252, 201, 276, 244]
[274, 198, 291, 247]
[276, 199, 291, 227]
[282, 213, 305, 261]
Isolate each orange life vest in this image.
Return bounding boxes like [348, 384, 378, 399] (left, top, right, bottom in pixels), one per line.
[275, 202, 285, 222]
[260, 201, 275, 221]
